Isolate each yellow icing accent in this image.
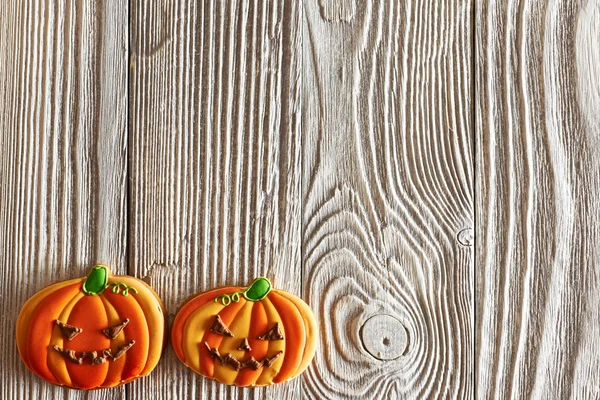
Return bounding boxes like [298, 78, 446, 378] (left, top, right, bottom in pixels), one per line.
[98, 296, 129, 387]
[182, 301, 226, 373]
[213, 301, 254, 384]
[110, 275, 166, 376]
[256, 297, 286, 386]
[46, 291, 84, 386]
[16, 278, 83, 369]
[273, 289, 318, 378]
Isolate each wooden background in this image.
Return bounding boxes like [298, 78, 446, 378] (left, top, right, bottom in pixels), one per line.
[0, 0, 598, 399]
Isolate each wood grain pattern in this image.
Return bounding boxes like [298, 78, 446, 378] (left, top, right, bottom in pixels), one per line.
[475, 0, 600, 398]
[0, 0, 128, 399]
[128, 0, 302, 398]
[302, 0, 474, 398]
[12, 0, 600, 397]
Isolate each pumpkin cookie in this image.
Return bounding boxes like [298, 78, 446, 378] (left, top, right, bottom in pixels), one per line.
[16, 265, 166, 389]
[171, 278, 318, 386]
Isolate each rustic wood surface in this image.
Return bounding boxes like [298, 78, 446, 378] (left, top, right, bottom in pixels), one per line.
[2, 0, 598, 398]
[475, 0, 600, 399]
[0, 0, 128, 399]
[301, 0, 473, 398]
[128, 0, 302, 398]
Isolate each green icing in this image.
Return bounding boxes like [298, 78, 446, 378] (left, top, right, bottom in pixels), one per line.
[214, 277, 272, 306]
[82, 265, 109, 296]
[82, 265, 138, 296]
[244, 277, 271, 301]
[108, 282, 139, 296]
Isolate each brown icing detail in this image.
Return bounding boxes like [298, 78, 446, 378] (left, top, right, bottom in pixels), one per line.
[52, 340, 136, 365]
[204, 342, 284, 371]
[111, 340, 136, 360]
[222, 353, 242, 370]
[263, 351, 284, 367]
[53, 345, 84, 364]
[87, 351, 107, 365]
[257, 323, 284, 341]
[102, 318, 130, 339]
[242, 356, 262, 370]
[205, 342, 222, 359]
[210, 315, 234, 337]
[238, 338, 252, 351]
[55, 319, 82, 340]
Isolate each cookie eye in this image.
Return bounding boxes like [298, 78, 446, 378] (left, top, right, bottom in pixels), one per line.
[55, 319, 82, 340]
[209, 315, 234, 337]
[102, 318, 130, 339]
[257, 323, 284, 341]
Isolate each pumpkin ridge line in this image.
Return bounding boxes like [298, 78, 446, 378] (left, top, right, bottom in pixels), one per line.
[17, 278, 84, 370]
[32, 284, 82, 385]
[271, 289, 314, 377]
[110, 279, 153, 376]
[173, 287, 240, 362]
[198, 298, 247, 377]
[110, 284, 151, 380]
[98, 293, 128, 385]
[179, 299, 226, 368]
[254, 295, 286, 385]
[268, 291, 306, 383]
[48, 291, 86, 386]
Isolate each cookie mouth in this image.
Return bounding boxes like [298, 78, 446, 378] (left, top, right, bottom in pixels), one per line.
[53, 340, 135, 365]
[204, 342, 283, 371]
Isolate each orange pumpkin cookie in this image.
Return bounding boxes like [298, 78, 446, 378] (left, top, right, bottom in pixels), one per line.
[171, 278, 318, 386]
[16, 265, 166, 389]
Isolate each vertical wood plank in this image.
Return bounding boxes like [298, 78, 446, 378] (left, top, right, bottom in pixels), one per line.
[476, 0, 600, 398]
[302, 0, 474, 398]
[129, 0, 301, 398]
[0, 0, 128, 399]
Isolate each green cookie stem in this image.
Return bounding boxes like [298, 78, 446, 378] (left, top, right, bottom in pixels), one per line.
[214, 277, 272, 306]
[244, 277, 271, 301]
[82, 265, 109, 296]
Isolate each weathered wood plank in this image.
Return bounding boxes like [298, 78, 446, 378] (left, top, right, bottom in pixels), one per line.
[128, 0, 302, 398]
[302, 0, 474, 398]
[0, 0, 128, 398]
[475, 0, 600, 398]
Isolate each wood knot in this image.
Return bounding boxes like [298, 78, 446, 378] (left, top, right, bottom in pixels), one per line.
[360, 314, 407, 360]
[457, 228, 474, 246]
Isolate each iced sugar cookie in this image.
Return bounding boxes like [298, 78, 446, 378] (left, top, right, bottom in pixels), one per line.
[171, 278, 318, 387]
[16, 265, 166, 389]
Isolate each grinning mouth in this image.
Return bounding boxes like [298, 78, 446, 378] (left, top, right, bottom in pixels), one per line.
[53, 340, 135, 365]
[204, 342, 283, 371]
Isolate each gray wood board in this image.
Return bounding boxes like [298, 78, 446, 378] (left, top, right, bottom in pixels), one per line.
[0, 0, 128, 399]
[302, 0, 474, 398]
[128, 0, 302, 398]
[17, 0, 600, 398]
[475, 0, 600, 398]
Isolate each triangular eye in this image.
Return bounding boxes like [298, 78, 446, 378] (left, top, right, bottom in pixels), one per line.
[102, 318, 130, 339]
[209, 315, 234, 337]
[55, 319, 82, 340]
[257, 323, 284, 341]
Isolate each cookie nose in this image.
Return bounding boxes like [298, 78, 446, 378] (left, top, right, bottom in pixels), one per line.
[238, 338, 252, 351]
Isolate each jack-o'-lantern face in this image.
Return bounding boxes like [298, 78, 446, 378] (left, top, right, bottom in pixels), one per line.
[171, 278, 318, 387]
[16, 265, 167, 390]
[52, 317, 135, 365]
[202, 314, 285, 371]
